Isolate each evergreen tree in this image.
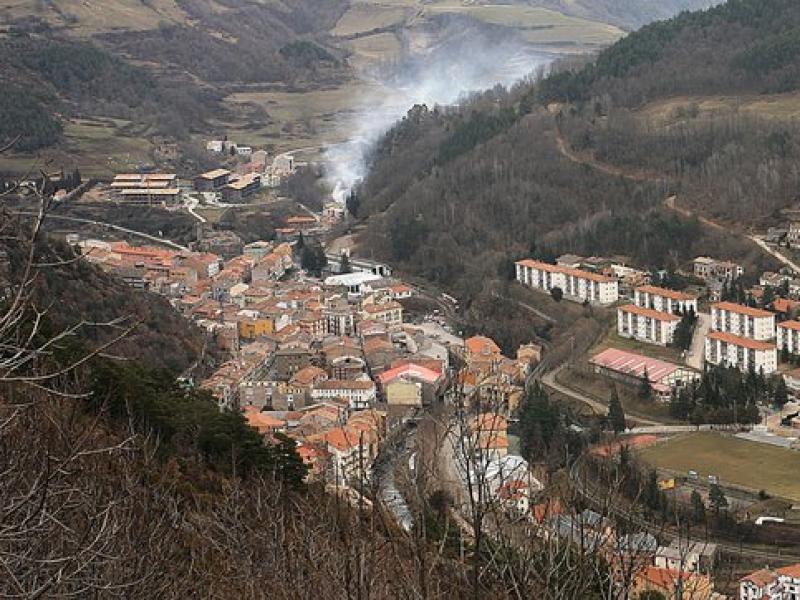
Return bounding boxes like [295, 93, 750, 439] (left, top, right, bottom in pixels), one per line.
[346, 189, 360, 217]
[607, 386, 626, 433]
[638, 368, 653, 402]
[709, 484, 728, 514]
[774, 376, 789, 408]
[340, 253, 352, 274]
[691, 490, 706, 523]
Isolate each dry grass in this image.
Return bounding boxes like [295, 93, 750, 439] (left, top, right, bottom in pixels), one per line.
[0, 117, 152, 179]
[637, 92, 800, 128]
[639, 432, 800, 501]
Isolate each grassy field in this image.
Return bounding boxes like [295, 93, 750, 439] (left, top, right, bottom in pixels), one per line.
[558, 365, 676, 422]
[640, 432, 800, 501]
[638, 92, 800, 128]
[0, 117, 152, 179]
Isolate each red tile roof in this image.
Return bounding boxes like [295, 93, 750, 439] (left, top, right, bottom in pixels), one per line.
[465, 335, 501, 357]
[618, 304, 680, 321]
[706, 331, 776, 351]
[516, 258, 616, 283]
[778, 320, 800, 332]
[636, 285, 697, 301]
[377, 363, 442, 385]
[712, 301, 774, 318]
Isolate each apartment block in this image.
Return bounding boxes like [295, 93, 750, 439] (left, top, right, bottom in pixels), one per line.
[617, 304, 681, 346]
[710, 302, 775, 341]
[778, 320, 800, 355]
[704, 331, 777, 375]
[634, 285, 698, 315]
[515, 259, 619, 305]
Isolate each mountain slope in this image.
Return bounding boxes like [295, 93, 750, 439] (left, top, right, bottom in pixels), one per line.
[533, 0, 725, 31]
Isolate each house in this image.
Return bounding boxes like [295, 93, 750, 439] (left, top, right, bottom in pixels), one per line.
[194, 168, 231, 191]
[693, 256, 744, 281]
[632, 566, 714, 600]
[617, 304, 681, 346]
[635, 285, 698, 315]
[740, 563, 800, 600]
[778, 320, 800, 355]
[654, 539, 717, 574]
[711, 302, 776, 341]
[377, 363, 444, 406]
[221, 173, 261, 202]
[789, 221, 800, 246]
[469, 413, 509, 461]
[515, 258, 619, 305]
[589, 348, 700, 401]
[311, 379, 377, 410]
[118, 187, 181, 205]
[705, 331, 778, 374]
[360, 300, 403, 329]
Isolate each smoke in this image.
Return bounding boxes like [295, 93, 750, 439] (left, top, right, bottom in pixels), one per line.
[324, 27, 553, 204]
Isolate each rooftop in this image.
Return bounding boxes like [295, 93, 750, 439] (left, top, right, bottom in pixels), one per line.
[590, 348, 691, 385]
[706, 330, 776, 351]
[618, 304, 680, 321]
[516, 258, 616, 283]
[198, 168, 231, 180]
[712, 301, 773, 318]
[636, 285, 697, 302]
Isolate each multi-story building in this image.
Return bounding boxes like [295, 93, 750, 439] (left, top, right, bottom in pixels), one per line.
[705, 331, 778, 374]
[693, 256, 744, 281]
[360, 300, 403, 330]
[778, 320, 800, 355]
[323, 297, 356, 337]
[710, 302, 775, 341]
[634, 285, 698, 315]
[194, 168, 231, 192]
[310, 379, 377, 410]
[740, 563, 800, 600]
[617, 304, 681, 346]
[515, 259, 619, 305]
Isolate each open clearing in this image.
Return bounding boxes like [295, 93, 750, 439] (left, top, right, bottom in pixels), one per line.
[637, 92, 800, 127]
[639, 432, 800, 501]
[0, 117, 152, 179]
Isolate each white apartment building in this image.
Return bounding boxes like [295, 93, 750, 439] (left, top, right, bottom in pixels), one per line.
[710, 302, 776, 341]
[740, 564, 800, 600]
[705, 331, 777, 374]
[311, 379, 377, 410]
[515, 259, 619, 306]
[778, 320, 800, 355]
[634, 285, 698, 315]
[617, 304, 681, 346]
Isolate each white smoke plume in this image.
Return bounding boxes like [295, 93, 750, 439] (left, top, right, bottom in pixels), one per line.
[324, 29, 553, 204]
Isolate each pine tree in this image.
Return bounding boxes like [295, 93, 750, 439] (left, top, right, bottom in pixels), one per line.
[774, 376, 789, 408]
[709, 484, 728, 515]
[638, 368, 653, 402]
[340, 253, 352, 274]
[691, 490, 706, 523]
[607, 386, 626, 434]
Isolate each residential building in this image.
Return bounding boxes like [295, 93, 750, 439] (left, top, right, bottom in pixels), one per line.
[617, 304, 681, 346]
[194, 168, 231, 192]
[654, 540, 718, 575]
[789, 221, 800, 246]
[323, 297, 356, 336]
[634, 285, 698, 315]
[377, 363, 443, 406]
[778, 320, 800, 355]
[710, 302, 776, 341]
[693, 256, 744, 281]
[360, 300, 403, 329]
[740, 563, 800, 600]
[311, 379, 377, 410]
[632, 567, 714, 600]
[705, 331, 778, 374]
[515, 259, 619, 305]
[221, 173, 261, 202]
[589, 348, 700, 401]
[469, 413, 509, 461]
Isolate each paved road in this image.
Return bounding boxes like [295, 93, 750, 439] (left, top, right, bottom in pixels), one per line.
[686, 312, 710, 370]
[15, 211, 191, 251]
[750, 235, 800, 274]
